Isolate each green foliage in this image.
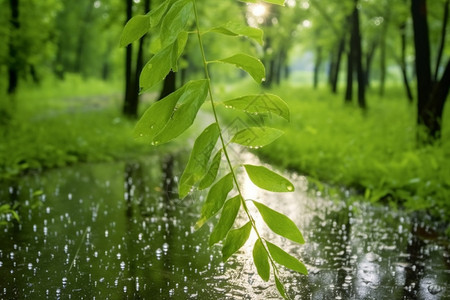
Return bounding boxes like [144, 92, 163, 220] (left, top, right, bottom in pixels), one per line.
[122, 0, 307, 297]
[252, 238, 270, 281]
[0, 76, 152, 181]
[231, 127, 284, 147]
[222, 221, 252, 261]
[255, 85, 450, 231]
[244, 164, 295, 192]
[253, 200, 304, 244]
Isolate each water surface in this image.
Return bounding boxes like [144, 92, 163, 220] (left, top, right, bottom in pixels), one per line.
[0, 152, 449, 299]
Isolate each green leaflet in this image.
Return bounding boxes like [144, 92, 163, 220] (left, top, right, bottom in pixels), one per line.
[253, 238, 270, 281]
[241, 0, 286, 5]
[160, 0, 193, 48]
[223, 94, 290, 121]
[252, 201, 304, 244]
[149, 0, 171, 28]
[266, 241, 308, 275]
[222, 221, 252, 262]
[217, 53, 265, 83]
[196, 173, 234, 229]
[134, 80, 208, 144]
[140, 33, 187, 91]
[275, 275, 288, 299]
[140, 43, 173, 92]
[231, 127, 284, 148]
[172, 31, 189, 71]
[120, 15, 150, 47]
[154, 79, 209, 144]
[133, 87, 182, 140]
[209, 23, 263, 45]
[209, 195, 241, 246]
[198, 150, 222, 190]
[178, 123, 220, 199]
[244, 164, 294, 192]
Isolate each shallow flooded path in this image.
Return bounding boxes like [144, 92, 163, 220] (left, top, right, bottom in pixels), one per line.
[1, 152, 449, 299]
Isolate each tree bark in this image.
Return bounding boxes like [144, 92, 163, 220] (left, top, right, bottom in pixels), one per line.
[434, 0, 449, 81]
[364, 40, 377, 88]
[352, 0, 366, 109]
[7, 0, 20, 94]
[345, 50, 353, 103]
[313, 46, 322, 89]
[331, 35, 345, 94]
[123, 0, 134, 117]
[399, 22, 414, 103]
[411, 0, 450, 141]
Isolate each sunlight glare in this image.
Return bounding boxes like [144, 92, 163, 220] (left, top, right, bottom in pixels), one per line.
[250, 4, 267, 17]
[302, 20, 312, 28]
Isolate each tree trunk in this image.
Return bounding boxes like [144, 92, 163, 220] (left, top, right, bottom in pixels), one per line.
[331, 35, 345, 94]
[399, 22, 413, 103]
[352, 0, 366, 109]
[364, 40, 377, 88]
[123, 0, 151, 117]
[411, 0, 450, 141]
[434, 0, 449, 81]
[123, 0, 134, 116]
[313, 46, 322, 89]
[7, 0, 20, 94]
[74, 0, 95, 75]
[345, 50, 353, 103]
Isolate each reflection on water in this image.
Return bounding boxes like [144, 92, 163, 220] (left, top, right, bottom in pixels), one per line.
[0, 152, 449, 299]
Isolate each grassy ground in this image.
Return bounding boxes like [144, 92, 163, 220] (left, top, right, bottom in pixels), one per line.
[221, 82, 450, 230]
[0, 76, 163, 181]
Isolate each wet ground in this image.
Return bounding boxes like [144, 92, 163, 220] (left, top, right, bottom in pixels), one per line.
[0, 152, 449, 299]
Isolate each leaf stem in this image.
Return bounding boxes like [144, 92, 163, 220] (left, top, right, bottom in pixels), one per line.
[192, 0, 284, 293]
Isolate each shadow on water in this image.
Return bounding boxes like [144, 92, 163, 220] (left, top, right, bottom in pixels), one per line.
[0, 151, 449, 299]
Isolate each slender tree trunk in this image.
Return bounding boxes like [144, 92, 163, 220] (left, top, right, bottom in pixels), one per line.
[364, 40, 377, 88]
[411, 0, 450, 141]
[411, 0, 432, 132]
[123, 0, 151, 117]
[7, 0, 20, 94]
[331, 35, 345, 94]
[123, 0, 134, 116]
[345, 50, 353, 103]
[352, 0, 366, 109]
[75, 0, 95, 75]
[313, 46, 322, 89]
[399, 22, 414, 103]
[434, 0, 449, 81]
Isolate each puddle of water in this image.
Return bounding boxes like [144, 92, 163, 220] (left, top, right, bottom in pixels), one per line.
[0, 152, 449, 299]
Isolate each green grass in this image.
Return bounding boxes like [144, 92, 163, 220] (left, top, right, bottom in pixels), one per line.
[236, 83, 450, 228]
[0, 75, 164, 181]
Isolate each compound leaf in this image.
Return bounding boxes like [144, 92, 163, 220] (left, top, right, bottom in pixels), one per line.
[244, 164, 294, 192]
[120, 15, 150, 47]
[198, 150, 222, 190]
[223, 94, 290, 121]
[209, 195, 241, 246]
[222, 221, 252, 261]
[231, 127, 283, 148]
[178, 123, 220, 198]
[218, 53, 265, 83]
[140, 43, 173, 92]
[196, 173, 234, 228]
[253, 238, 270, 281]
[153, 79, 209, 144]
[252, 201, 304, 244]
[275, 275, 288, 299]
[133, 87, 183, 140]
[266, 241, 308, 275]
[209, 23, 263, 45]
[160, 0, 193, 48]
